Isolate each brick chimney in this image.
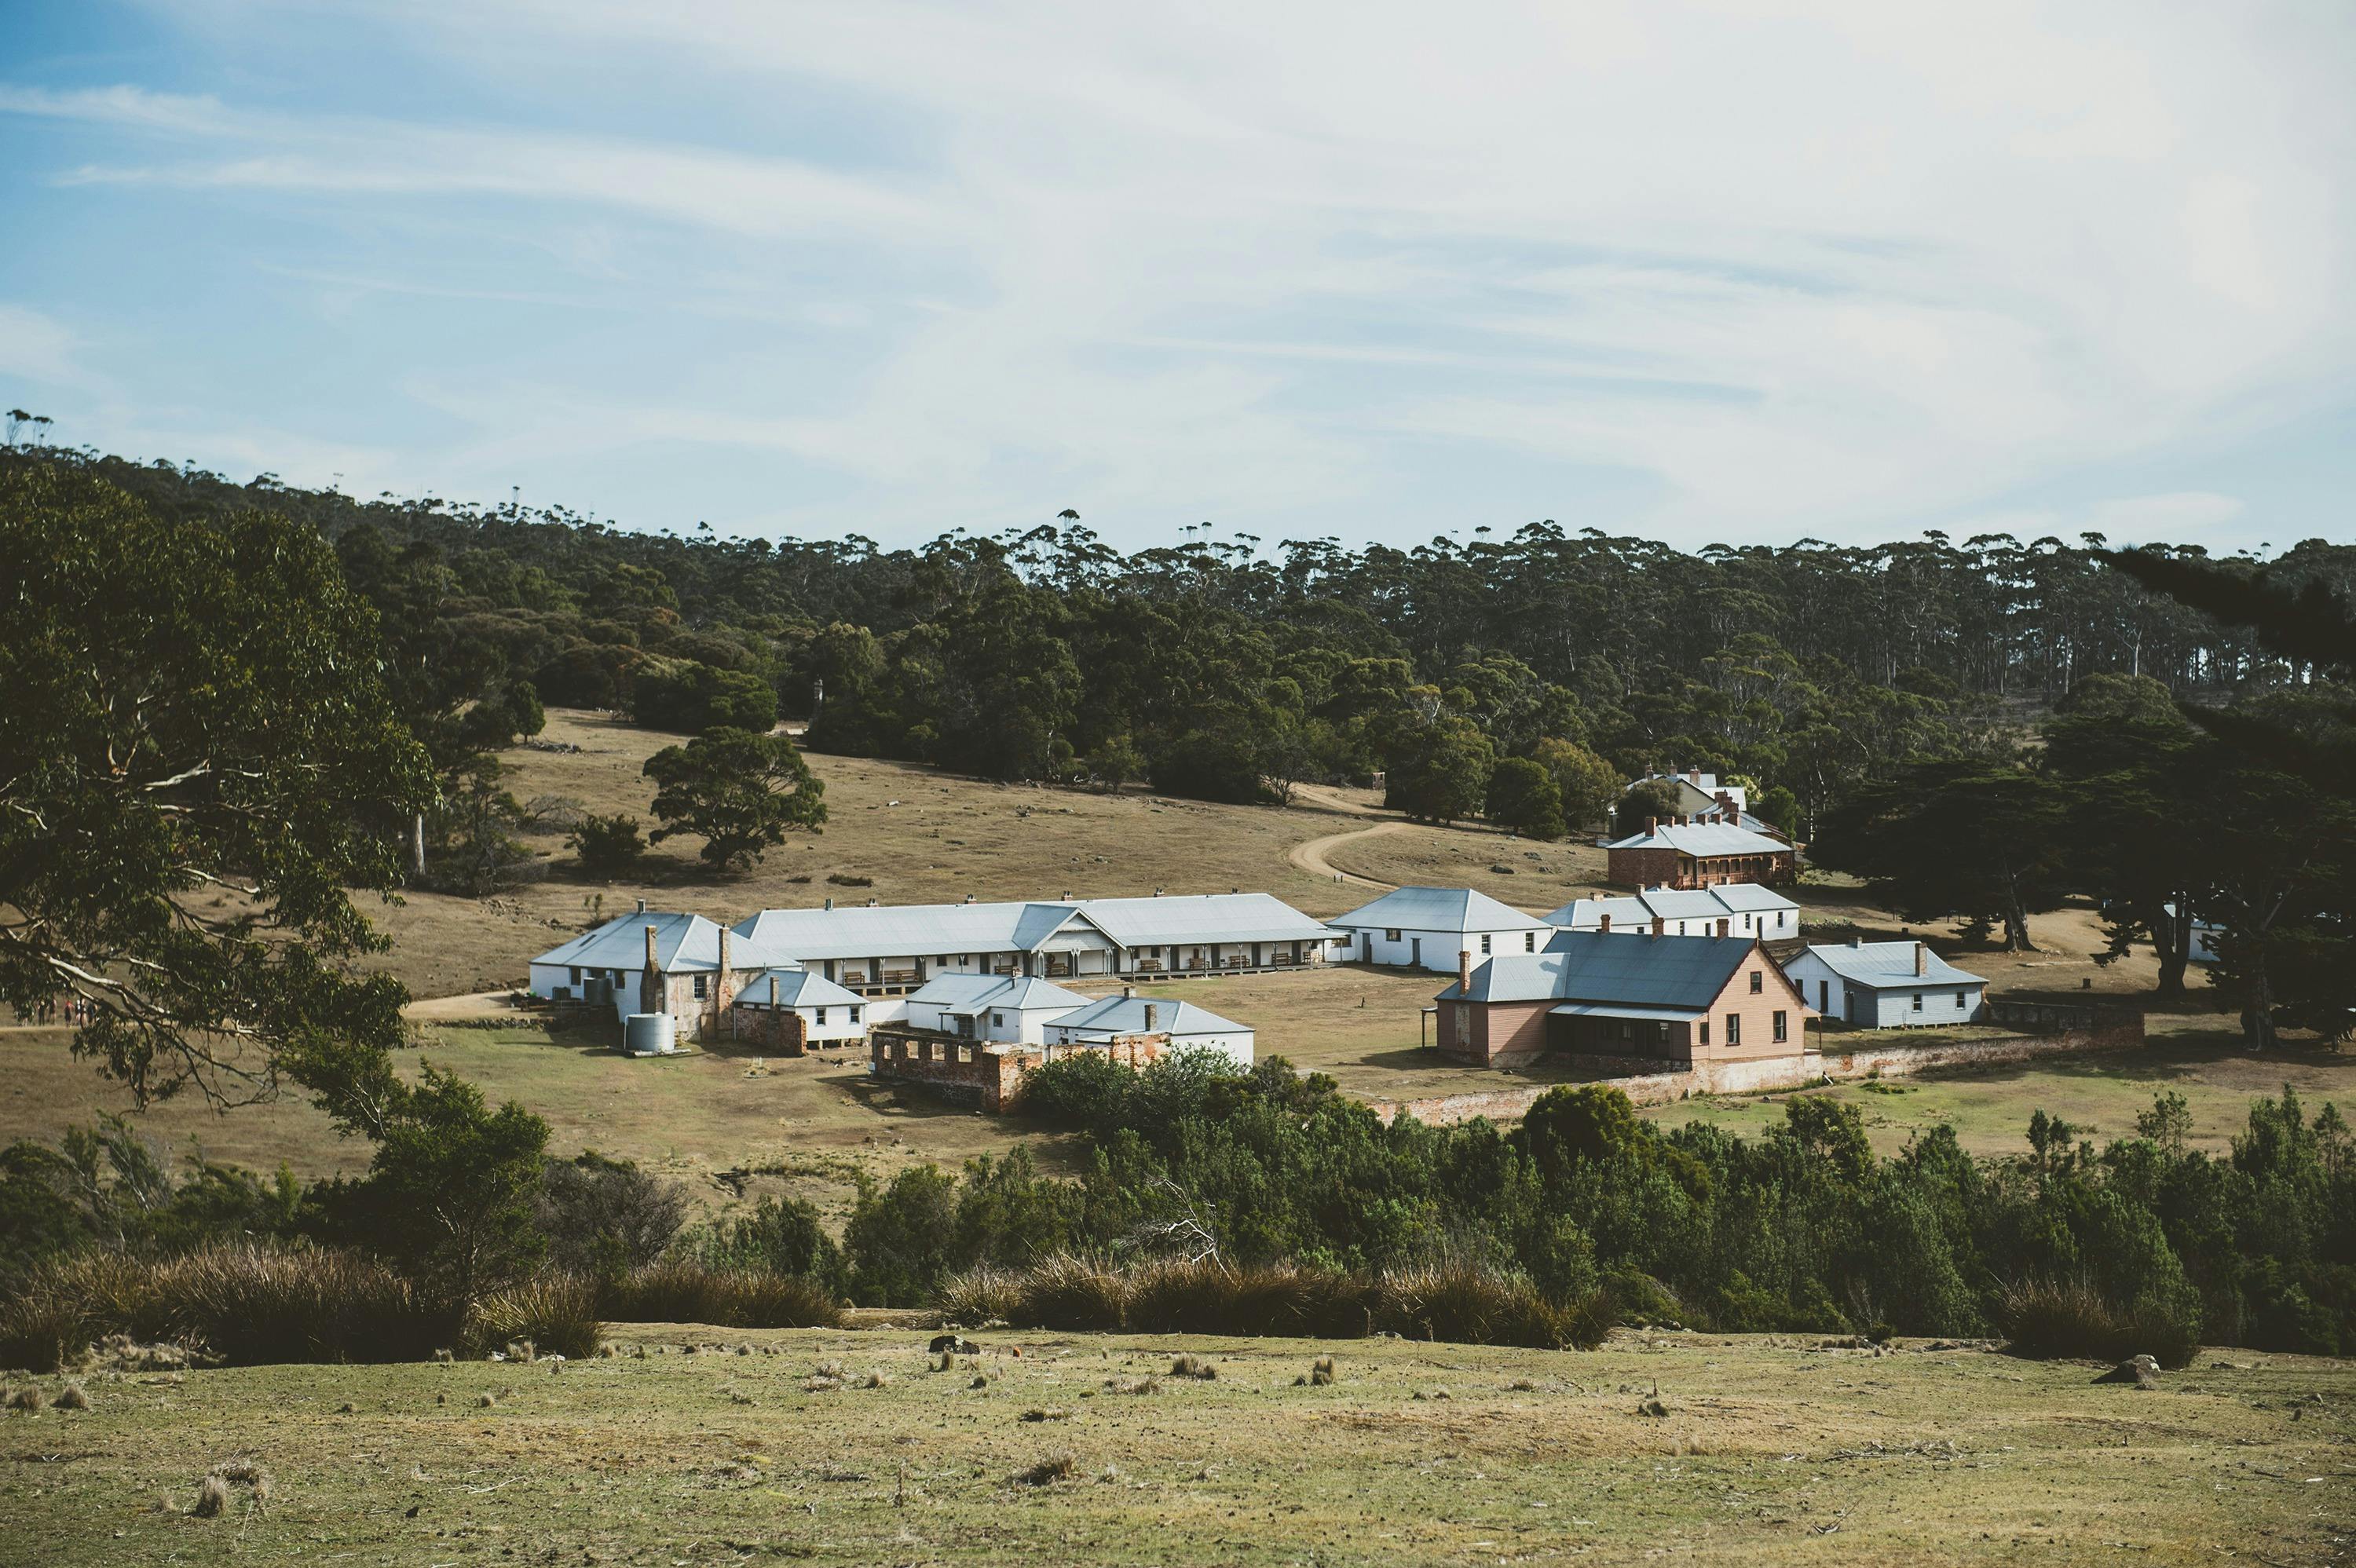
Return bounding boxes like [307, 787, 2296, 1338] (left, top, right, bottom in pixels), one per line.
[1716, 789, 1735, 816]
[1598, 913, 1612, 934]
[713, 927, 734, 1022]
[1915, 941, 1928, 976]
[1646, 817, 1659, 837]
[1688, 766, 1701, 784]
[1143, 1002, 1160, 1033]
[1717, 917, 1729, 937]
[642, 923, 663, 1015]
[1458, 949, 1472, 993]
[1651, 916, 1666, 938]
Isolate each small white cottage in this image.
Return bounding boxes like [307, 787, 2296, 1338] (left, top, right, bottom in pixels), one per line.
[1045, 993, 1255, 1066]
[731, 967, 871, 1045]
[900, 973, 1088, 1044]
[1780, 939, 1987, 1029]
[1326, 886, 1553, 973]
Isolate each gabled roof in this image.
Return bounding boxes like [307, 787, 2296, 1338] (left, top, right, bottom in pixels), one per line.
[1438, 930, 1762, 1010]
[1074, 893, 1333, 948]
[532, 912, 749, 974]
[735, 967, 865, 1009]
[1050, 994, 1249, 1039]
[908, 973, 1088, 1014]
[1330, 886, 1549, 934]
[1542, 883, 1798, 927]
[731, 892, 1329, 960]
[1795, 941, 1985, 989]
[1601, 821, 1790, 857]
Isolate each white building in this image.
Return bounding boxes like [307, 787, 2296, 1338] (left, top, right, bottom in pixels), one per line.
[1045, 992, 1255, 1066]
[1545, 883, 1799, 941]
[1326, 886, 1555, 972]
[900, 973, 1088, 1044]
[1781, 939, 1987, 1029]
[527, 908, 747, 1026]
[1628, 767, 1787, 839]
[730, 892, 1339, 992]
[731, 967, 870, 1045]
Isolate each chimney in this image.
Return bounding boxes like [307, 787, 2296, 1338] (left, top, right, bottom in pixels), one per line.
[1717, 917, 1729, 938]
[714, 927, 734, 1018]
[1060, 890, 1070, 901]
[867, 897, 879, 908]
[1599, 913, 1612, 934]
[1651, 916, 1666, 938]
[1915, 941, 1928, 976]
[1143, 1002, 1160, 1033]
[1716, 790, 1734, 815]
[1122, 985, 1135, 1000]
[769, 973, 781, 1007]
[1646, 816, 1659, 837]
[642, 924, 664, 1016]
[964, 893, 975, 904]
[1688, 766, 1700, 784]
[1458, 949, 1472, 994]
[1851, 935, 1864, 948]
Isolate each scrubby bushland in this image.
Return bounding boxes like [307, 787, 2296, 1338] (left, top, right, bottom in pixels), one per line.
[535, 1153, 689, 1278]
[901, 1052, 2354, 1361]
[941, 1254, 1609, 1351]
[1999, 1278, 2202, 1370]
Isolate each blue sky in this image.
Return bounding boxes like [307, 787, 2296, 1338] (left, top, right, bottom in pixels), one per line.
[3, 2, 2353, 556]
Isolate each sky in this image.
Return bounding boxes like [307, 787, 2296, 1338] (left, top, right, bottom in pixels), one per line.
[2, 1, 2353, 557]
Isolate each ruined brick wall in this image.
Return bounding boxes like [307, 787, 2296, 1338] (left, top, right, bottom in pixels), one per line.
[732, 1004, 810, 1056]
[870, 1031, 1037, 1111]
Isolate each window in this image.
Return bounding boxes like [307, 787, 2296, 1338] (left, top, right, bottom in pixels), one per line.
[1743, 914, 1753, 931]
[1912, 992, 1924, 1011]
[850, 1007, 862, 1024]
[693, 975, 708, 1000]
[1749, 970, 1763, 994]
[1385, 928, 1402, 942]
[1955, 991, 1966, 1010]
[1698, 1020, 1710, 1047]
[1524, 931, 1536, 952]
[1480, 934, 1492, 955]
[1819, 979, 1829, 1011]
[992, 1011, 1005, 1027]
[1725, 1013, 1741, 1046]
[1773, 1011, 1787, 1044]
[569, 967, 581, 985]
[816, 1007, 828, 1025]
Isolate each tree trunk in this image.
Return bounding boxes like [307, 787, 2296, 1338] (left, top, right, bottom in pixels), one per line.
[412, 811, 427, 878]
[1999, 855, 2040, 952]
[2241, 952, 2277, 1051]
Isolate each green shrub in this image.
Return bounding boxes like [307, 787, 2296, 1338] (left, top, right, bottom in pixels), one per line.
[470, 1274, 602, 1360]
[0, 1244, 448, 1369]
[937, 1266, 1020, 1326]
[599, 1263, 840, 1329]
[1999, 1277, 2201, 1369]
[565, 814, 644, 877]
[1007, 1255, 1126, 1332]
[1375, 1259, 1575, 1350]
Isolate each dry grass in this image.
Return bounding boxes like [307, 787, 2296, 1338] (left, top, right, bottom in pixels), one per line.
[5, 1325, 2345, 1564]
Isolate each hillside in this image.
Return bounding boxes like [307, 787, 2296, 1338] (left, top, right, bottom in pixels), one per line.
[13, 1325, 2347, 1566]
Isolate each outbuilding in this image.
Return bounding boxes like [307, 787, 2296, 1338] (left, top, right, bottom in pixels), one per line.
[900, 973, 1088, 1044]
[1044, 992, 1255, 1066]
[1327, 886, 1554, 972]
[730, 967, 870, 1046]
[1780, 939, 1986, 1029]
[1545, 883, 1799, 941]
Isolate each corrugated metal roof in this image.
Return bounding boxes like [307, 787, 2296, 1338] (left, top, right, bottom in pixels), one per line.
[1549, 1002, 1706, 1022]
[1050, 994, 1249, 1039]
[1437, 930, 1756, 1007]
[1601, 821, 1790, 857]
[1330, 886, 1549, 934]
[1542, 884, 1798, 927]
[1796, 941, 1985, 989]
[1075, 893, 1333, 947]
[908, 973, 1088, 1014]
[532, 912, 751, 974]
[735, 967, 864, 1009]
[731, 893, 1327, 961]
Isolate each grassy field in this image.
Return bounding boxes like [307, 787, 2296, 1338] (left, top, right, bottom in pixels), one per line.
[5, 1325, 2347, 1566]
[359, 708, 1384, 1000]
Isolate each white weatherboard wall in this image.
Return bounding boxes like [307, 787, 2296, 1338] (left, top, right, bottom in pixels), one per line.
[1345, 925, 1548, 972]
[1782, 951, 1984, 1029]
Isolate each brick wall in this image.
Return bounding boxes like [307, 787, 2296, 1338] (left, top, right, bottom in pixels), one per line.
[732, 1003, 810, 1055]
[1606, 845, 1683, 887]
[869, 1030, 1177, 1112]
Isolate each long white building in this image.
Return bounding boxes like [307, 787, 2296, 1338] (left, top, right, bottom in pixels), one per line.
[1545, 883, 1799, 940]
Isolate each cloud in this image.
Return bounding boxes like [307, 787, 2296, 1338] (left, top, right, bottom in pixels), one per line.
[6, 1, 2355, 544]
[0, 305, 104, 393]
[2087, 491, 2247, 543]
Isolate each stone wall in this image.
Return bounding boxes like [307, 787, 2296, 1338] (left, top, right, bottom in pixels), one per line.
[870, 1030, 1036, 1111]
[1366, 1022, 2143, 1127]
